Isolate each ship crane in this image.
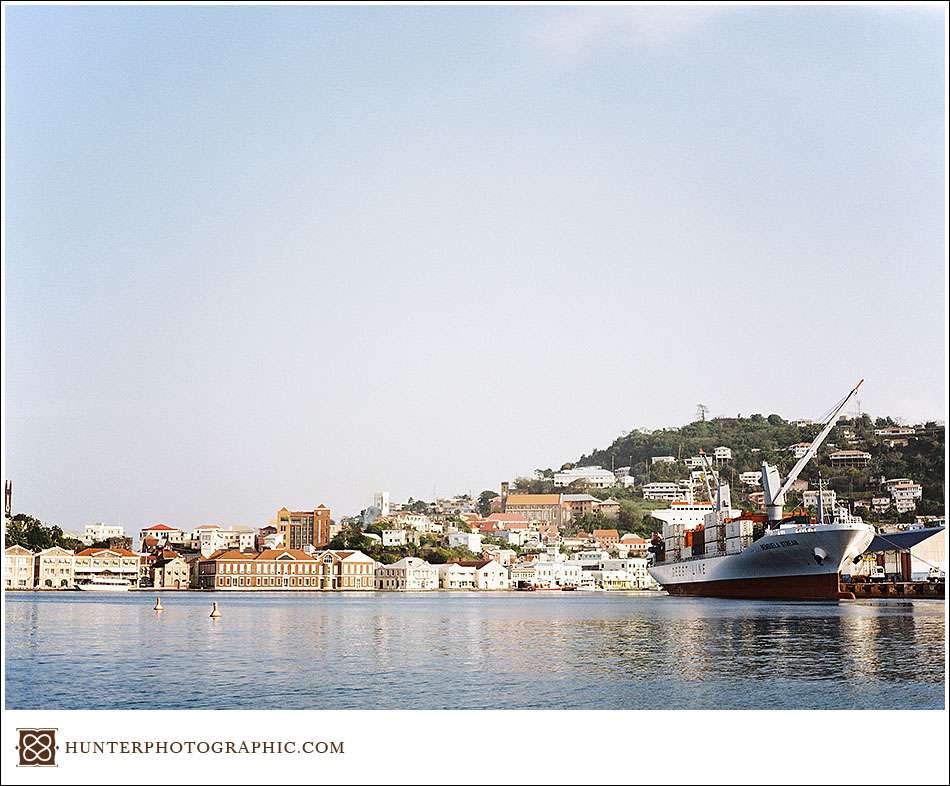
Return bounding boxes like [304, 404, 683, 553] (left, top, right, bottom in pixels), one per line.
[760, 379, 864, 526]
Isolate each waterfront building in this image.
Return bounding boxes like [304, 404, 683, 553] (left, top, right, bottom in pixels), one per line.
[197, 548, 375, 590]
[466, 559, 511, 590]
[319, 550, 376, 590]
[553, 466, 616, 488]
[863, 527, 945, 581]
[199, 549, 311, 590]
[600, 557, 653, 589]
[5, 545, 35, 589]
[437, 562, 477, 590]
[74, 547, 143, 587]
[276, 505, 332, 551]
[828, 450, 872, 468]
[527, 560, 581, 588]
[139, 524, 187, 549]
[437, 559, 511, 590]
[151, 549, 191, 589]
[374, 557, 438, 591]
[81, 523, 125, 545]
[34, 546, 76, 589]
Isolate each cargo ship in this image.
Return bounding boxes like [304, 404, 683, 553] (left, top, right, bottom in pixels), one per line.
[648, 381, 875, 601]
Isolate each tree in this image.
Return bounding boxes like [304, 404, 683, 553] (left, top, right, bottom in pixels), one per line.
[477, 490, 499, 517]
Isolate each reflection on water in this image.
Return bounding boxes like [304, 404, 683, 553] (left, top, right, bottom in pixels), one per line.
[4, 592, 944, 710]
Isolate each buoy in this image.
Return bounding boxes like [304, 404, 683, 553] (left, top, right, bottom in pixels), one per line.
[209, 602, 221, 618]
[153, 597, 164, 611]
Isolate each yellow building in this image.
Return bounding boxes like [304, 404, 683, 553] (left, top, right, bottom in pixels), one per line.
[4, 545, 34, 589]
[35, 546, 76, 589]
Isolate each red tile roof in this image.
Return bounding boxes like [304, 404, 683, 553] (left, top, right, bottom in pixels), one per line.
[143, 524, 178, 531]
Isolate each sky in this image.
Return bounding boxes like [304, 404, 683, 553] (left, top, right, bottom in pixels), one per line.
[3, 4, 947, 531]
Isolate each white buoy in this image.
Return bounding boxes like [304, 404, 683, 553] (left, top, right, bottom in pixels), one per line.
[209, 602, 221, 618]
[153, 597, 164, 611]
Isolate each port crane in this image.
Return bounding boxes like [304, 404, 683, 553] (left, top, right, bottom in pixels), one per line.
[760, 379, 864, 526]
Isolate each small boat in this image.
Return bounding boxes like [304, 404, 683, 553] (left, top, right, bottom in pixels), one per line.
[77, 576, 130, 592]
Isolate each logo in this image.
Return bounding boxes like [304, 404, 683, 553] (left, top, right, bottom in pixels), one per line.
[17, 728, 57, 767]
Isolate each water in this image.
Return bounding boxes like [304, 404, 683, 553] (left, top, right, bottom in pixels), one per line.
[4, 591, 944, 710]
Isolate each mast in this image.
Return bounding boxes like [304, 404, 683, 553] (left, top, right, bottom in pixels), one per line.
[761, 379, 864, 525]
[698, 450, 718, 509]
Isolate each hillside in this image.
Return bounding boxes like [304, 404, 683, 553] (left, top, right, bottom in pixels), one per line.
[568, 413, 944, 522]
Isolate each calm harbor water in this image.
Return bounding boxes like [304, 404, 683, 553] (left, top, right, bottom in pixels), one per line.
[4, 591, 945, 710]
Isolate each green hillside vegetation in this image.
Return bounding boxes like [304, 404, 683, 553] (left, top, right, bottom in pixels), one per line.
[570, 414, 944, 524]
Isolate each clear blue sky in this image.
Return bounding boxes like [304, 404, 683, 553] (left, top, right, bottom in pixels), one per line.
[4, 5, 946, 530]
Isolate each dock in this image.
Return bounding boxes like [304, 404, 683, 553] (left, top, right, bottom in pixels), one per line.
[840, 580, 944, 600]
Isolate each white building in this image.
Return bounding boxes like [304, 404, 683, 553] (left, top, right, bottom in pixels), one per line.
[81, 523, 125, 545]
[437, 562, 477, 590]
[393, 512, 441, 534]
[651, 456, 676, 465]
[471, 559, 510, 590]
[139, 524, 187, 549]
[375, 557, 438, 591]
[192, 524, 257, 556]
[739, 471, 762, 487]
[382, 529, 407, 547]
[713, 446, 732, 462]
[374, 491, 391, 517]
[874, 426, 916, 437]
[620, 475, 637, 489]
[553, 466, 617, 488]
[447, 531, 483, 554]
[887, 480, 923, 513]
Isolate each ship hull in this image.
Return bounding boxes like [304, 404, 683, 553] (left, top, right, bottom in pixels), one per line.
[663, 571, 845, 600]
[649, 523, 874, 601]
